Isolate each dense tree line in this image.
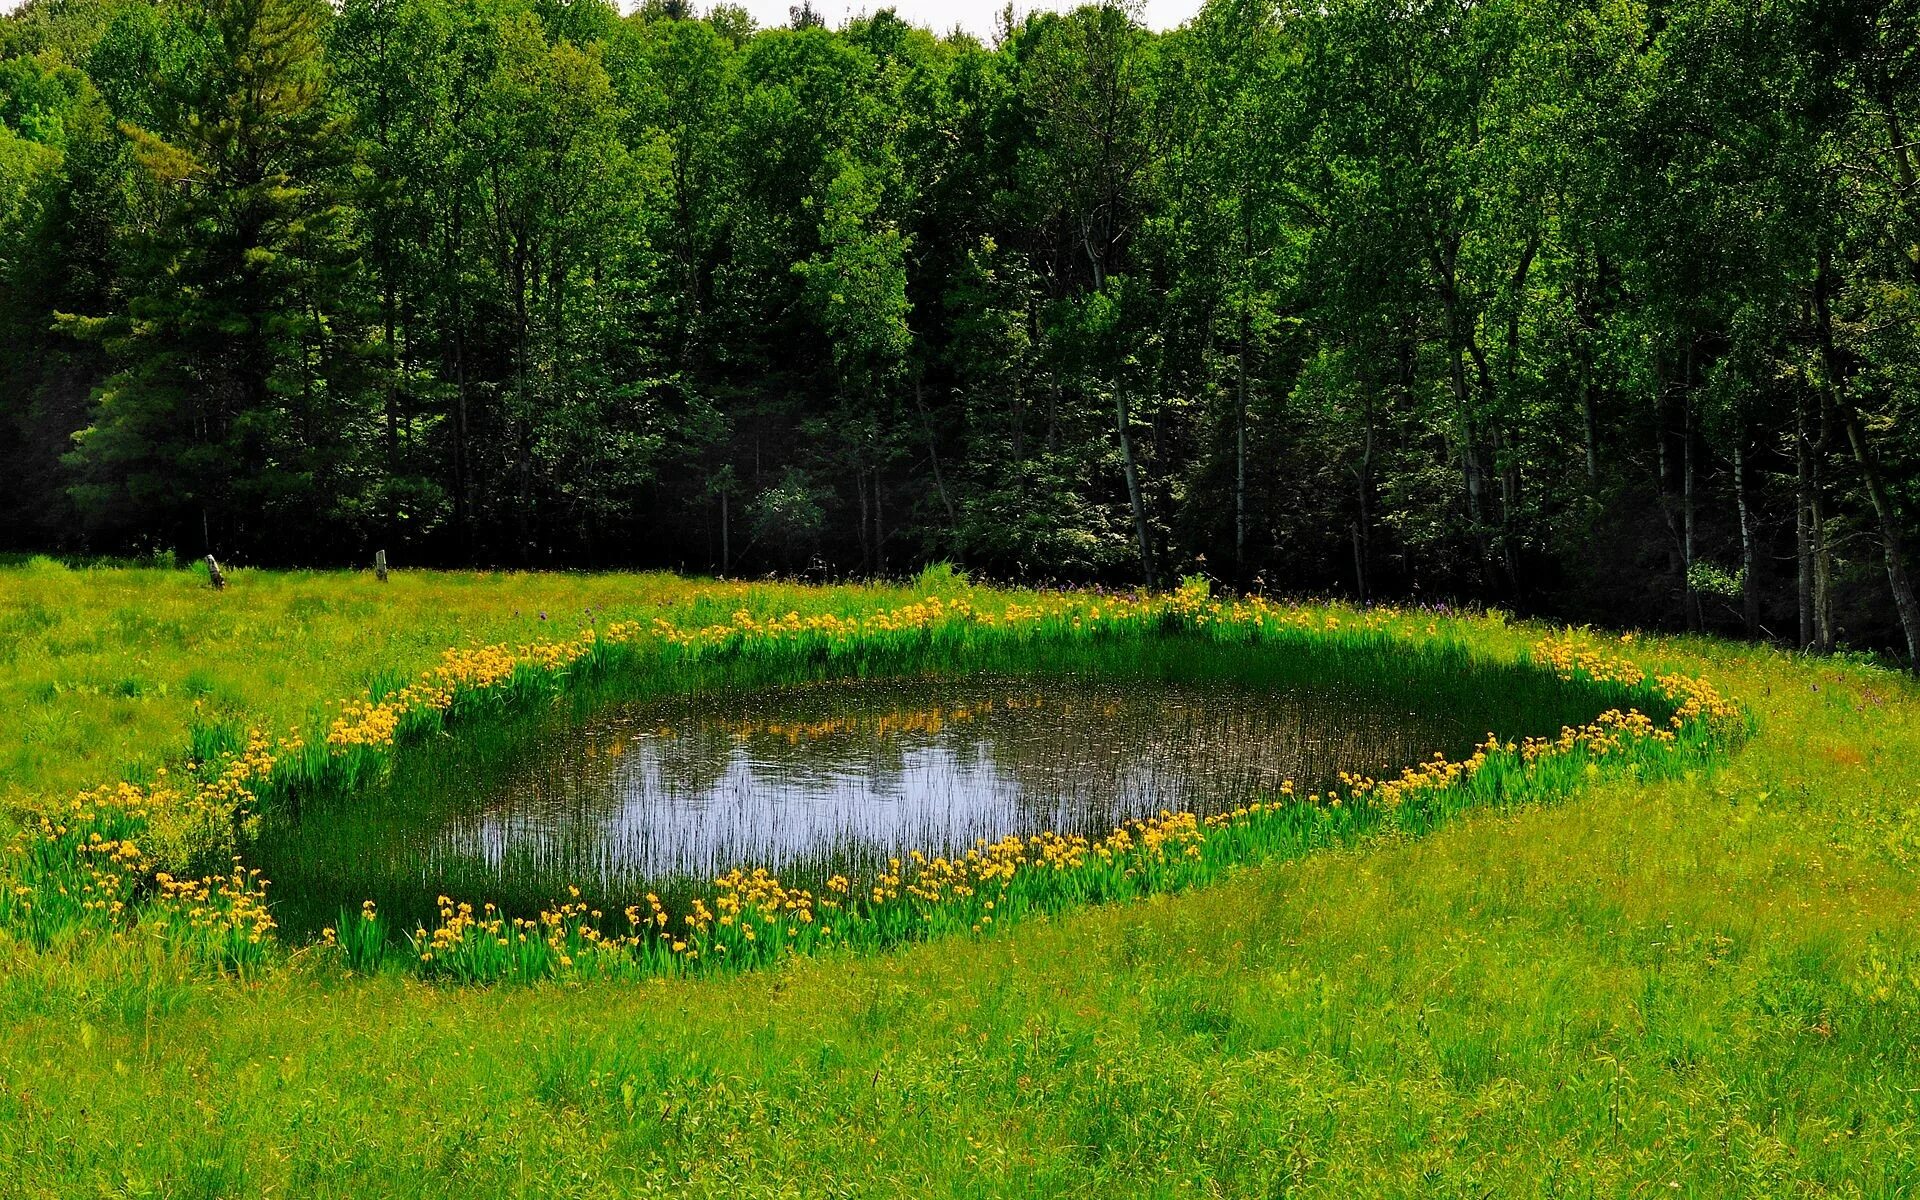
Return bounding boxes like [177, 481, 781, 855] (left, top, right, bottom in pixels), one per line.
[2, 0, 1918, 658]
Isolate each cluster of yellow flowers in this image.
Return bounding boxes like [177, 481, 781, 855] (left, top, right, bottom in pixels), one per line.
[328, 639, 595, 747]
[1533, 633, 1742, 731]
[1338, 740, 1501, 807]
[5, 725, 284, 940]
[1532, 634, 1652, 687]
[1519, 709, 1671, 764]
[412, 888, 611, 971]
[1657, 671, 1742, 729]
[149, 864, 277, 948]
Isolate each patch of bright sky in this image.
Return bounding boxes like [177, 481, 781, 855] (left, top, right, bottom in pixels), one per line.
[0, 0, 1206, 37]
[685, 0, 1203, 39]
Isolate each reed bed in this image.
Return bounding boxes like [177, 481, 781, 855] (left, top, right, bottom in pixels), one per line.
[0, 577, 1744, 985]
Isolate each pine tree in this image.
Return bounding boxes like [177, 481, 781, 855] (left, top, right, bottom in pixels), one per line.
[63, 0, 372, 555]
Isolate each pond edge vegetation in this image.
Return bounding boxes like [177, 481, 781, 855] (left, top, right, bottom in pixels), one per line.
[0, 579, 1747, 985]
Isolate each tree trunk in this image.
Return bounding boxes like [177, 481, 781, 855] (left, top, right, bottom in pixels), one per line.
[1796, 386, 1815, 649]
[1812, 375, 1836, 653]
[1840, 401, 1920, 667]
[913, 380, 959, 536]
[1652, 353, 1692, 629]
[1354, 380, 1375, 605]
[383, 277, 399, 540]
[1815, 480, 1835, 654]
[1734, 423, 1759, 639]
[856, 467, 870, 573]
[1235, 296, 1249, 588]
[1574, 263, 1599, 484]
[1450, 346, 1490, 568]
[1682, 382, 1702, 632]
[1115, 385, 1154, 589]
[1814, 247, 1920, 666]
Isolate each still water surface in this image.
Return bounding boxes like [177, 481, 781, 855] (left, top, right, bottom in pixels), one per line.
[256, 668, 1491, 935]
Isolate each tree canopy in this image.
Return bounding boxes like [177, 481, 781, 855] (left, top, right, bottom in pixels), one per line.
[3, 0, 1918, 658]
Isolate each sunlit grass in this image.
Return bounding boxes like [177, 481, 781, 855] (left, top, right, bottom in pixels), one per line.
[0, 556, 929, 810]
[4, 562, 1915, 1195]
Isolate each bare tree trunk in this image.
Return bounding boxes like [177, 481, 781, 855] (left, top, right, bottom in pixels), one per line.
[1796, 386, 1815, 648]
[383, 279, 399, 541]
[1682, 382, 1702, 632]
[1814, 248, 1920, 666]
[1354, 380, 1375, 605]
[856, 468, 870, 573]
[1840, 402, 1920, 668]
[1451, 348, 1480, 525]
[1490, 415, 1520, 595]
[1815, 483, 1835, 653]
[1813, 382, 1835, 653]
[1653, 353, 1692, 629]
[448, 207, 471, 558]
[1491, 231, 1538, 594]
[1574, 263, 1599, 484]
[913, 380, 959, 536]
[1449, 345, 1494, 580]
[1734, 423, 1759, 638]
[1235, 297, 1249, 588]
[1115, 385, 1155, 589]
[1581, 371, 1599, 484]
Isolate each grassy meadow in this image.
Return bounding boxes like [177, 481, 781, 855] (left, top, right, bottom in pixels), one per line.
[1, 560, 1917, 1196]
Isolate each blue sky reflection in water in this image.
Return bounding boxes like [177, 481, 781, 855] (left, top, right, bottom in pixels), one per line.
[435, 676, 1452, 880]
[255, 657, 1525, 936]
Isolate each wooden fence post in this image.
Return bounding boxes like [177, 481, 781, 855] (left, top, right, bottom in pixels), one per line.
[375, 549, 388, 583]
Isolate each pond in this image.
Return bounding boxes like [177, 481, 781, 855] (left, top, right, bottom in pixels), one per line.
[254, 637, 1608, 937]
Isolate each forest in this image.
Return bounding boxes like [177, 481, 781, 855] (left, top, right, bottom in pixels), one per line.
[1, 0, 1917, 658]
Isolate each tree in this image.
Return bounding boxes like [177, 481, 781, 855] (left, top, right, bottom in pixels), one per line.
[63, 0, 373, 556]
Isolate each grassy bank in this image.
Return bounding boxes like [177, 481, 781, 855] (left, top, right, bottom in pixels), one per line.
[0, 564, 1914, 1195]
[0, 559, 921, 809]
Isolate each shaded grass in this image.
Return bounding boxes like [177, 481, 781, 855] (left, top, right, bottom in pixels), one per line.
[0, 566, 1913, 1195]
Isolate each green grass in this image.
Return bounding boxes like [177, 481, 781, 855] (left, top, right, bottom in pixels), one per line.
[1, 564, 1916, 1195]
[0, 557, 925, 810]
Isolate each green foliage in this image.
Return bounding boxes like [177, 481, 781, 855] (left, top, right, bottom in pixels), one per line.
[1688, 559, 1744, 601]
[911, 560, 966, 593]
[1, 0, 1919, 663]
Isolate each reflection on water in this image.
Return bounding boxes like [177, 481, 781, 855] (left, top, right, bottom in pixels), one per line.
[441, 682, 1447, 878]
[256, 670, 1481, 935]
